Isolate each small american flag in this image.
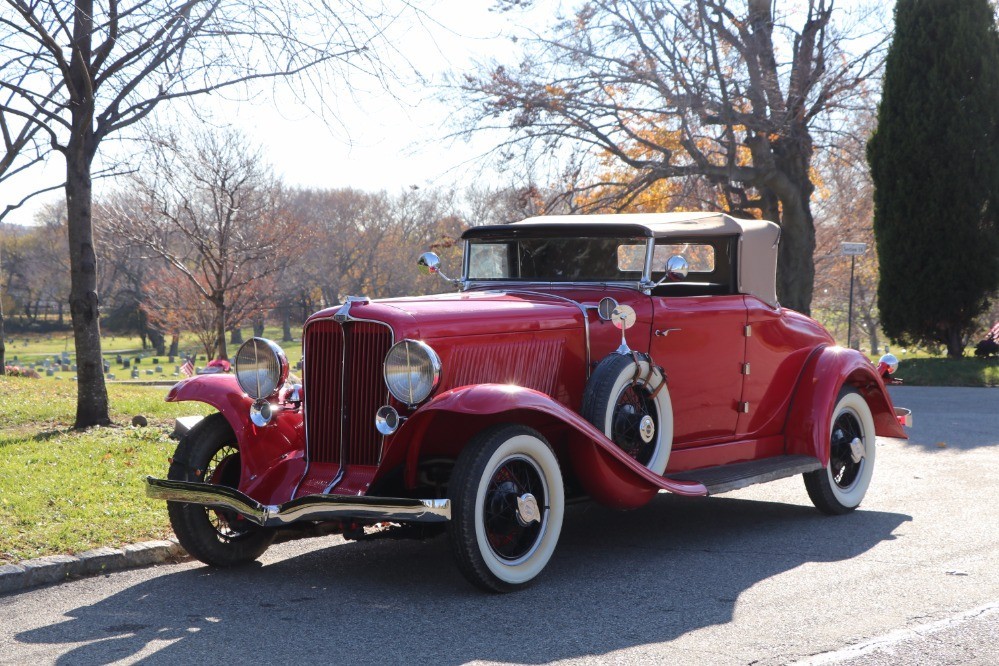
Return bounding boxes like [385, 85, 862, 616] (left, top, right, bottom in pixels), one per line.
[989, 322, 999, 342]
[181, 357, 195, 378]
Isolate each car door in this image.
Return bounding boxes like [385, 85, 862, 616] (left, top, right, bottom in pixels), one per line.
[650, 294, 748, 445]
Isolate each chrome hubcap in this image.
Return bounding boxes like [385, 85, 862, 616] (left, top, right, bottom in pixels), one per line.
[516, 493, 541, 526]
[638, 415, 655, 443]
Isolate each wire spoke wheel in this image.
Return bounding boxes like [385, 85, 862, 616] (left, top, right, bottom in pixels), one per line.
[448, 424, 565, 592]
[803, 389, 877, 515]
[581, 353, 673, 477]
[166, 414, 274, 567]
[203, 445, 252, 542]
[611, 383, 658, 466]
[483, 456, 546, 562]
[829, 411, 864, 489]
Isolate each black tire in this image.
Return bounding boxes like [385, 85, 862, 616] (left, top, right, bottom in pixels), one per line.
[166, 413, 275, 566]
[804, 388, 877, 515]
[448, 424, 565, 593]
[581, 353, 673, 474]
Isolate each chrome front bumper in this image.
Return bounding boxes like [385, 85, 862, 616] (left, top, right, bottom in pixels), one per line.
[145, 477, 451, 527]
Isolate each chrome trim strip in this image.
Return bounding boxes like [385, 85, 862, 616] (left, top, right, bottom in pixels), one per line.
[464, 280, 644, 292]
[146, 477, 451, 525]
[643, 237, 655, 288]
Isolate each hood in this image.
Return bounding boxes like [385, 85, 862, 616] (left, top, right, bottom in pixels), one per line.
[307, 290, 584, 339]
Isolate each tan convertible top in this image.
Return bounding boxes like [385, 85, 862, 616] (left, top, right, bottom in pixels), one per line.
[501, 212, 781, 308]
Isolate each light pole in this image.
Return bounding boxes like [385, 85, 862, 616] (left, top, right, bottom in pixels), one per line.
[841, 242, 867, 350]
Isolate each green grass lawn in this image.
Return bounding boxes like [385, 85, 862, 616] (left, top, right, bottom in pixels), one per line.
[893, 357, 999, 387]
[0, 377, 212, 564]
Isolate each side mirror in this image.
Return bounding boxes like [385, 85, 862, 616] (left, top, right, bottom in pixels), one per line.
[417, 251, 459, 285]
[417, 252, 441, 275]
[665, 255, 689, 281]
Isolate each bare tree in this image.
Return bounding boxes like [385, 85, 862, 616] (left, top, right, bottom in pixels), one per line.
[99, 130, 293, 360]
[459, 0, 886, 314]
[1, 0, 409, 426]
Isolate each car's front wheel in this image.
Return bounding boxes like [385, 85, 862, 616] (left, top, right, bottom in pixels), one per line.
[167, 413, 275, 566]
[448, 424, 565, 592]
[803, 388, 877, 515]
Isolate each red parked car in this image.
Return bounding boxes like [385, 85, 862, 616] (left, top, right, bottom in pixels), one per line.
[147, 212, 911, 591]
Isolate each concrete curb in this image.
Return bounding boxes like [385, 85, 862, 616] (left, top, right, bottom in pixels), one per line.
[0, 539, 189, 596]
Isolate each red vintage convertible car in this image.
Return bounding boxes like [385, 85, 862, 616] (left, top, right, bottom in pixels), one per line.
[147, 212, 911, 591]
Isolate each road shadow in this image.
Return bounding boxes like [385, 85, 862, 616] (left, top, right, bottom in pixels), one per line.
[15, 494, 909, 665]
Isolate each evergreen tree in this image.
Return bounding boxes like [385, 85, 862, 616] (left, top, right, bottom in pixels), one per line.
[868, 0, 999, 358]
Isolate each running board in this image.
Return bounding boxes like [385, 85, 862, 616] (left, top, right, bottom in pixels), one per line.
[666, 455, 823, 495]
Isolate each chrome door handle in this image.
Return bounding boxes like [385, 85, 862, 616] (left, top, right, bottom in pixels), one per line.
[655, 328, 681, 337]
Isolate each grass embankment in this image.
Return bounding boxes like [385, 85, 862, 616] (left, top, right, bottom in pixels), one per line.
[0, 377, 212, 564]
[894, 357, 999, 387]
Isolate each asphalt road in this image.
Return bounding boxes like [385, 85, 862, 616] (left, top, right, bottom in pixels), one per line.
[1, 386, 996, 665]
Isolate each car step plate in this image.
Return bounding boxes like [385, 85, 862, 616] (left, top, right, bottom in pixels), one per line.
[666, 455, 823, 495]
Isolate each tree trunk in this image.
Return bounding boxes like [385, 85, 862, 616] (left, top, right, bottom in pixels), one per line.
[58, 302, 64, 325]
[945, 327, 965, 358]
[169, 334, 179, 357]
[0, 240, 5, 369]
[65, 139, 111, 427]
[767, 140, 816, 315]
[282, 308, 293, 342]
[215, 303, 228, 360]
[253, 318, 265, 338]
[866, 320, 880, 356]
[148, 328, 166, 355]
[0, 300, 6, 371]
[229, 326, 242, 346]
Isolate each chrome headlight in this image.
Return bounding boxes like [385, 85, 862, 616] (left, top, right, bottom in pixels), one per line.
[383, 339, 441, 406]
[234, 338, 289, 399]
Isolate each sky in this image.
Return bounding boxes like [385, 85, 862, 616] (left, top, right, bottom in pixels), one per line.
[1, 1, 543, 226]
[1, 0, 888, 228]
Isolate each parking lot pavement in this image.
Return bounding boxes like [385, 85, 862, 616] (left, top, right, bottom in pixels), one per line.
[0, 386, 997, 665]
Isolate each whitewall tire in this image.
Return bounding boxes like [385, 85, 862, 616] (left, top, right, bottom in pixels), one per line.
[804, 388, 877, 515]
[448, 424, 565, 592]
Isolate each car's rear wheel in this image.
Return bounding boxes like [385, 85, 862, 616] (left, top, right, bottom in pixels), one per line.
[167, 413, 274, 566]
[448, 424, 565, 592]
[804, 388, 877, 515]
[582, 353, 673, 474]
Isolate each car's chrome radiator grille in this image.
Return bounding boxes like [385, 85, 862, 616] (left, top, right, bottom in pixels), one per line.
[303, 319, 393, 466]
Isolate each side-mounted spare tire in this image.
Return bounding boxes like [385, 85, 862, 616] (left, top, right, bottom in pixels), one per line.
[581, 353, 673, 475]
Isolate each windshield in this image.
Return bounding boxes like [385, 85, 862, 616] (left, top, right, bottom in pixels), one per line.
[467, 237, 649, 282]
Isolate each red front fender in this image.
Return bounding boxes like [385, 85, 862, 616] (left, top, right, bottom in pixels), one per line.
[784, 347, 907, 465]
[166, 375, 305, 504]
[386, 384, 706, 510]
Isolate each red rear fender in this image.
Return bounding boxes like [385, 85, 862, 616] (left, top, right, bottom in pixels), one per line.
[784, 346, 907, 465]
[166, 375, 305, 504]
[385, 384, 706, 510]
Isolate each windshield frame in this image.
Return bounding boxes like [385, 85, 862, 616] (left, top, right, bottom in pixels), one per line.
[461, 236, 655, 292]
